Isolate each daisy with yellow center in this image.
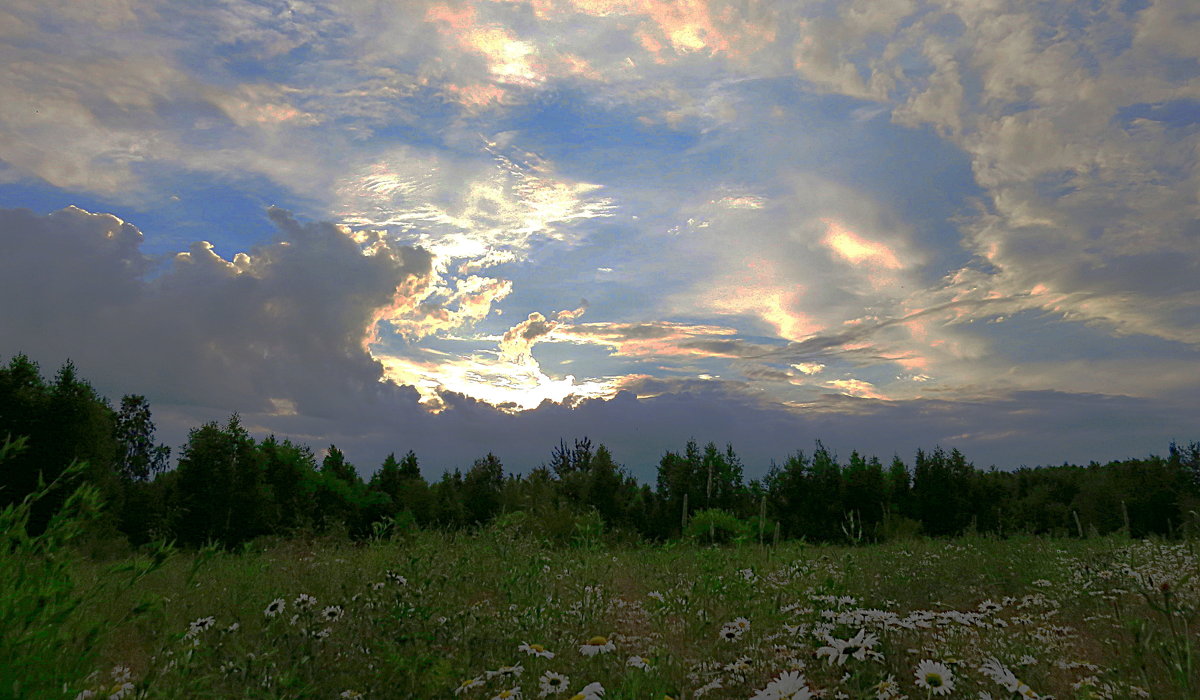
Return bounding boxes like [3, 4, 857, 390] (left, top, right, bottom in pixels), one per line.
[518, 641, 555, 658]
[454, 676, 484, 695]
[579, 636, 614, 656]
[566, 681, 604, 700]
[538, 671, 569, 696]
[914, 659, 955, 696]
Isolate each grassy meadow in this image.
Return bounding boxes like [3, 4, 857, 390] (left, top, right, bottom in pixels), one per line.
[6, 499, 1199, 700]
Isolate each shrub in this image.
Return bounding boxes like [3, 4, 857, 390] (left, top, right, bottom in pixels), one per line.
[685, 508, 747, 545]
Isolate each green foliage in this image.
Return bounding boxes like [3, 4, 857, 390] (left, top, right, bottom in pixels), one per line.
[684, 508, 747, 545]
[0, 436, 171, 699]
[113, 394, 170, 483]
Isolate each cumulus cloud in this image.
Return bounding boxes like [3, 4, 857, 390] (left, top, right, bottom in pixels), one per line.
[3, 1, 1200, 476]
[0, 206, 431, 419]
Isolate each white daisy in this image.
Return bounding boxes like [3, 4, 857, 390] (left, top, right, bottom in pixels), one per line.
[579, 636, 614, 656]
[518, 642, 555, 659]
[566, 682, 604, 700]
[185, 616, 215, 639]
[914, 660, 955, 696]
[626, 655, 651, 670]
[872, 674, 902, 699]
[537, 671, 569, 697]
[491, 687, 522, 700]
[751, 670, 812, 700]
[454, 677, 484, 695]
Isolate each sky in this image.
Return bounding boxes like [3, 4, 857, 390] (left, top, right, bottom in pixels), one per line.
[2, 0, 1199, 482]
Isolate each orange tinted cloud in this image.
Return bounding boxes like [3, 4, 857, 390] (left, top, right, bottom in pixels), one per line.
[824, 378, 888, 400]
[554, 321, 745, 358]
[821, 218, 902, 269]
[707, 283, 820, 343]
[427, 3, 543, 86]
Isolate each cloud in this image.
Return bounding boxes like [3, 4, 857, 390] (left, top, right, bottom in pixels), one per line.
[0, 206, 431, 419]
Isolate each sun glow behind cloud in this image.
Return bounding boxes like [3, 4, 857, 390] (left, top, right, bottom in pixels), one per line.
[821, 218, 902, 270]
[2, 0, 1199, 471]
[374, 349, 621, 412]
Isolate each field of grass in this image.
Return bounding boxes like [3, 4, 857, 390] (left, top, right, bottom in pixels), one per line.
[5, 502, 1199, 700]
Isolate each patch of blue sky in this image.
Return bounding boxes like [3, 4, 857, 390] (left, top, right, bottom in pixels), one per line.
[0, 171, 303, 262]
[351, 86, 478, 150]
[960, 308, 1199, 364]
[131, 167, 315, 258]
[1116, 99, 1200, 128]
[525, 341, 641, 380]
[494, 85, 702, 190]
[1119, 0, 1152, 14]
[471, 226, 701, 331]
[736, 80, 980, 277]
[0, 181, 129, 226]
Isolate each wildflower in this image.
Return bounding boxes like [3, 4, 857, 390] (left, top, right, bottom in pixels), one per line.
[314, 627, 331, 639]
[647, 591, 665, 602]
[106, 682, 135, 699]
[321, 605, 345, 622]
[386, 570, 408, 585]
[914, 660, 954, 696]
[186, 616, 215, 639]
[226, 622, 240, 633]
[264, 597, 284, 619]
[489, 665, 525, 680]
[731, 616, 751, 631]
[371, 582, 385, 591]
[872, 674, 901, 699]
[110, 667, 132, 684]
[719, 623, 744, 642]
[340, 692, 364, 699]
[978, 599, 1003, 614]
[519, 642, 555, 658]
[537, 672, 568, 696]
[454, 677, 484, 695]
[295, 593, 317, 608]
[491, 687, 522, 700]
[815, 628, 879, 665]
[627, 655, 651, 670]
[537, 671, 569, 696]
[750, 670, 811, 700]
[567, 682, 604, 700]
[579, 636, 614, 656]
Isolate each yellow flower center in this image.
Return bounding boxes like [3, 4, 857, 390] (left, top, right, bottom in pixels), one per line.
[531, 644, 544, 652]
[587, 636, 608, 645]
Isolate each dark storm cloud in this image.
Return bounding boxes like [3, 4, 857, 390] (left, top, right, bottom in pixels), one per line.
[0, 205, 432, 420]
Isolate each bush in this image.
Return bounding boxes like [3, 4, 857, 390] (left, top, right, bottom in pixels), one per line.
[685, 508, 747, 545]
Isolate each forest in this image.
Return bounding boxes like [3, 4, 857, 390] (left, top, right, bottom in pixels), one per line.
[3, 352, 1199, 550]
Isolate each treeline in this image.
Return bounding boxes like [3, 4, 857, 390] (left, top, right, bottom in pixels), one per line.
[3, 353, 1199, 549]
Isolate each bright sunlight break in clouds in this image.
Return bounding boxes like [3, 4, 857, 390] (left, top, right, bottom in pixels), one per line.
[2, 0, 1199, 479]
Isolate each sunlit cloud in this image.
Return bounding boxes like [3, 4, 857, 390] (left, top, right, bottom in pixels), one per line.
[375, 349, 621, 412]
[2, 0, 1199, 472]
[701, 258, 822, 343]
[820, 218, 902, 270]
[824, 378, 888, 400]
[553, 321, 754, 358]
